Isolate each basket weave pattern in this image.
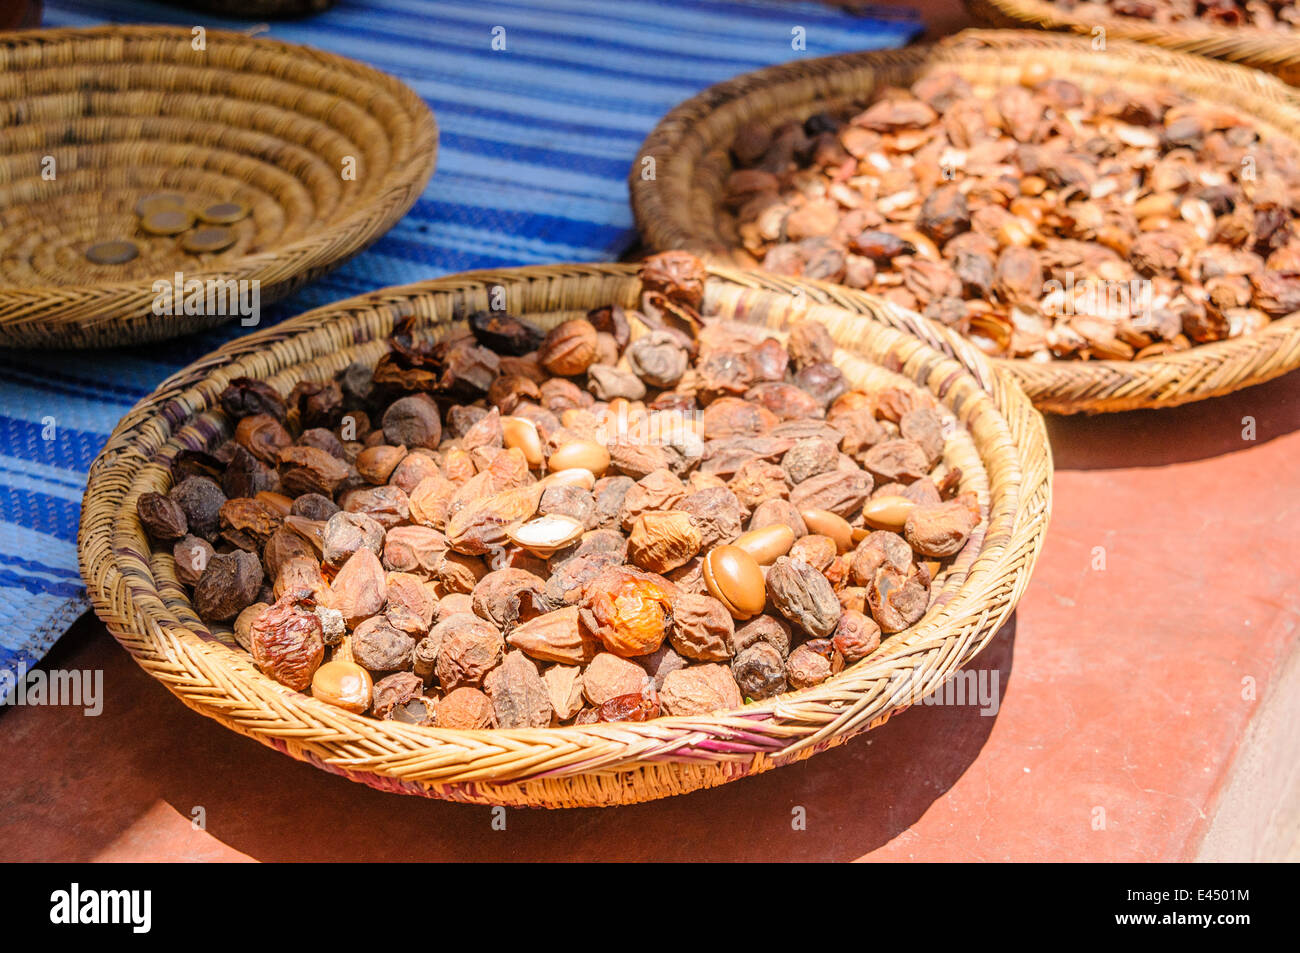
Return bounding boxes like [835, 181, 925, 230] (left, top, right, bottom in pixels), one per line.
[78, 263, 1051, 808]
[631, 30, 1300, 414]
[0, 26, 436, 348]
[966, 0, 1300, 84]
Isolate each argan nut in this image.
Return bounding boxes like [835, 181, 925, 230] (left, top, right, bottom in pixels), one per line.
[702, 544, 766, 620]
[502, 416, 545, 467]
[539, 319, 599, 376]
[355, 444, 407, 484]
[506, 514, 584, 557]
[548, 439, 610, 476]
[311, 659, 373, 713]
[732, 523, 795, 565]
[540, 467, 597, 491]
[799, 508, 853, 553]
[862, 494, 916, 532]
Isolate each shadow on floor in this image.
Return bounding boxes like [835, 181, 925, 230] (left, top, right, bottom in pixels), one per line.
[1046, 369, 1300, 471]
[1, 611, 1015, 862]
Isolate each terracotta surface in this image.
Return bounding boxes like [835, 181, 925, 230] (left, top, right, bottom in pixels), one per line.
[3, 0, 1297, 863]
[2, 366, 1296, 862]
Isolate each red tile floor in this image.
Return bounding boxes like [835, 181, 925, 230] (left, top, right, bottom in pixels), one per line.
[1, 369, 1296, 862]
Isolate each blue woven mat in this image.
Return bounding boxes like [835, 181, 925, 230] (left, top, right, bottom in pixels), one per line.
[0, 0, 921, 679]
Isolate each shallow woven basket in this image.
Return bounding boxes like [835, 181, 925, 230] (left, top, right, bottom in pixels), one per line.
[0, 25, 436, 348]
[631, 30, 1300, 414]
[967, 0, 1300, 85]
[78, 262, 1051, 809]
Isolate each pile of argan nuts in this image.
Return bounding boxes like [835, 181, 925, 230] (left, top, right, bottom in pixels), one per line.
[725, 66, 1300, 361]
[1052, 0, 1300, 31]
[134, 252, 981, 729]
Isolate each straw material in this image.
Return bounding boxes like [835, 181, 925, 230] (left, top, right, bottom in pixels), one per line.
[967, 0, 1300, 84]
[631, 29, 1300, 414]
[0, 25, 436, 348]
[77, 262, 1051, 808]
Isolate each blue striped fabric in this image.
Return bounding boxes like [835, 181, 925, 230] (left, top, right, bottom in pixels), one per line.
[0, 0, 920, 678]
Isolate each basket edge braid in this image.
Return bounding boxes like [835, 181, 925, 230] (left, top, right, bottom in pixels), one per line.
[0, 25, 437, 348]
[77, 263, 1052, 808]
[629, 29, 1300, 415]
[965, 0, 1300, 83]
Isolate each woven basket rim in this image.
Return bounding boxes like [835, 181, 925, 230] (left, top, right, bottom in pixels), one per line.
[77, 262, 1051, 800]
[0, 24, 437, 345]
[967, 0, 1300, 65]
[629, 29, 1300, 414]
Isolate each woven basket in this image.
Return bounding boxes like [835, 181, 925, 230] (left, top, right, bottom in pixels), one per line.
[966, 0, 1300, 84]
[0, 25, 436, 348]
[631, 30, 1300, 414]
[78, 262, 1051, 809]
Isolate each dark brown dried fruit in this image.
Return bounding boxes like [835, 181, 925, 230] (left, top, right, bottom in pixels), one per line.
[167, 476, 226, 542]
[668, 591, 736, 661]
[640, 250, 707, 309]
[194, 550, 264, 621]
[137, 491, 187, 542]
[659, 663, 743, 716]
[382, 394, 443, 449]
[433, 613, 504, 689]
[220, 377, 286, 421]
[765, 555, 842, 638]
[371, 671, 424, 719]
[469, 309, 546, 356]
[539, 319, 599, 377]
[484, 650, 553, 728]
[626, 331, 688, 388]
[731, 643, 787, 700]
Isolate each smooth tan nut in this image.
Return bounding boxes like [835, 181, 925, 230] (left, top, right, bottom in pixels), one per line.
[800, 508, 853, 553]
[702, 545, 766, 620]
[540, 467, 596, 490]
[548, 439, 610, 476]
[311, 659, 373, 713]
[505, 513, 584, 557]
[732, 524, 795, 565]
[861, 494, 916, 532]
[501, 416, 545, 467]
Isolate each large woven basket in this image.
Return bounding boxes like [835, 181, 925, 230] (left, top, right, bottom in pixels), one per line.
[0, 25, 436, 348]
[631, 30, 1300, 414]
[967, 0, 1300, 85]
[78, 262, 1051, 809]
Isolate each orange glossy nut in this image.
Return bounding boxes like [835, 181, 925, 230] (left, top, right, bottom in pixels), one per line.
[732, 524, 796, 565]
[800, 508, 853, 553]
[861, 495, 915, 532]
[501, 416, 544, 467]
[311, 659, 373, 713]
[703, 545, 766, 620]
[548, 439, 610, 476]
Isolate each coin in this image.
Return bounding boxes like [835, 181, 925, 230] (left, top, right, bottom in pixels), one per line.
[134, 192, 189, 217]
[197, 201, 249, 225]
[181, 226, 236, 253]
[85, 240, 140, 265]
[141, 208, 195, 236]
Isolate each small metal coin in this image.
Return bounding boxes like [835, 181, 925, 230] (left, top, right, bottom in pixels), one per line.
[85, 239, 140, 265]
[198, 201, 249, 225]
[181, 226, 237, 254]
[134, 192, 188, 217]
[141, 208, 195, 236]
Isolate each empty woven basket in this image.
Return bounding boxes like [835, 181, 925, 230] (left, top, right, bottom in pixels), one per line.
[78, 262, 1051, 808]
[0, 25, 436, 348]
